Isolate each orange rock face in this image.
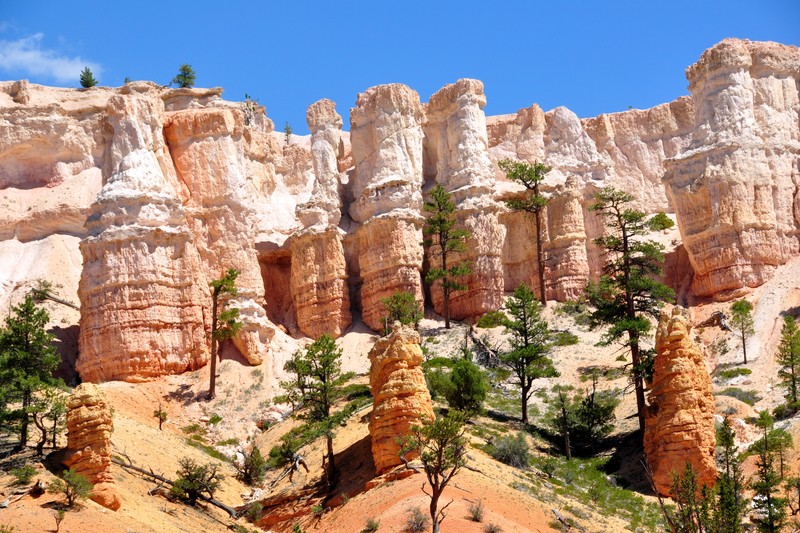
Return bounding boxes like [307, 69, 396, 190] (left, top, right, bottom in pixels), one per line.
[644, 307, 717, 496]
[368, 325, 434, 475]
[77, 94, 210, 382]
[64, 383, 121, 511]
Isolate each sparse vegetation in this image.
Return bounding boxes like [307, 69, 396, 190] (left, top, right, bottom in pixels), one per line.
[237, 446, 268, 485]
[170, 457, 224, 506]
[716, 367, 753, 380]
[11, 464, 37, 485]
[483, 524, 502, 533]
[48, 468, 93, 508]
[718, 387, 761, 406]
[467, 498, 485, 522]
[153, 403, 168, 430]
[487, 431, 530, 468]
[404, 506, 430, 533]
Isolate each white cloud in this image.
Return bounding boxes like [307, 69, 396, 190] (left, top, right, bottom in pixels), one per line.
[0, 33, 101, 84]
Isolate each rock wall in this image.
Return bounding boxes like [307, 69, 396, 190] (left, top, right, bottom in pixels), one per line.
[289, 99, 351, 338]
[349, 84, 425, 331]
[63, 383, 120, 510]
[644, 307, 717, 496]
[368, 324, 434, 474]
[77, 93, 210, 382]
[424, 79, 505, 318]
[664, 39, 800, 298]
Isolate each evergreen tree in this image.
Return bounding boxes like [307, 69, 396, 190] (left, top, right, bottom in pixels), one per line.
[444, 358, 487, 418]
[751, 411, 787, 532]
[669, 462, 713, 533]
[776, 315, 800, 408]
[423, 184, 471, 329]
[586, 187, 674, 432]
[399, 412, 468, 533]
[79, 67, 97, 88]
[208, 269, 242, 400]
[498, 159, 551, 305]
[380, 290, 423, 333]
[284, 121, 293, 145]
[715, 416, 747, 533]
[279, 334, 351, 490]
[500, 283, 558, 424]
[545, 385, 577, 459]
[730, 299, 755, 364]
[172, 64, 196, 88]
[0, 295, 63, 449]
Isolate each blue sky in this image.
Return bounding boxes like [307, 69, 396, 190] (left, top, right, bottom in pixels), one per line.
[1, 1, 797, 134]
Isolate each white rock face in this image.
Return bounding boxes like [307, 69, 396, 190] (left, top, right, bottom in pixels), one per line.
[664, 39, 800, 298]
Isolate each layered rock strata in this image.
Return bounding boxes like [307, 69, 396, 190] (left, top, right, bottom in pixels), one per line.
[350, 84, 425, 331]
[289, 99, 351, 338]
[645, 307, 716, 496]
[77, 94, 209, 382]
[424, 79, 505, 318]
[368, 324, 434, 474]
[164, 106, 273, 364]
[63, 383, 120, 510]
[664, 39, 800, 298]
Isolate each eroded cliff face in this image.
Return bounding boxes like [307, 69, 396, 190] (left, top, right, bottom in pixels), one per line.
[2, 38, 799, 384]
[664, 39, 800, 299]
[645, 307, 717, 496]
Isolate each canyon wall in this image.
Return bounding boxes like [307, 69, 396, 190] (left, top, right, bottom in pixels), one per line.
[1, 38, 798, 383]
[664, 39, 800, 299]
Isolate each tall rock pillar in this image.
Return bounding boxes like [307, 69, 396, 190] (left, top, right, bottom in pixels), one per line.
[350, 84, 425, 331]
[289, 99, 351, 339]
[77, 94, 209, 382]
[423, 79, 505, 318]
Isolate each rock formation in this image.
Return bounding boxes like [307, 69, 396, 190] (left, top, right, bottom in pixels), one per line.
[368, 324, 434, 475]
[645, 307, 716, 496]
[664, 39, 800, 298]
[77, 93, 209, 382]
[164, 104, 273, 365]
[424, 79, 505, 318]
[350, 84, 425, 331]
[543, 176, 590, 301]
[289, 99, 351, 338]
[63, 383, 120, 510]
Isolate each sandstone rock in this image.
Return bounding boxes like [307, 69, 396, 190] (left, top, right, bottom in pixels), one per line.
[424, 79, 505, 319]
[350, 84, 425, 331]
[288, 100, 351, 339]
[64, 383, 120, 510]
[165, 106, 274, 364]
[644, 307, 716, 496]
[368, 324, 434, 474]
[77, 94, 209, 382]
[664, 39, 800, 298]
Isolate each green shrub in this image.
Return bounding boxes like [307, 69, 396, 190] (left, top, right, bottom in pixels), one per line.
[311, 503, 325, 517]
[362, 517, 380, 533]
[467, 498, 484, 522]
[10, 464, 37, 485]
[170, 457, 223, 505]
[405, 507, 429, 533]
[483, 524, 502, 533]
[47, 468, 93, 508]
[445, 359, 487, 417]
[208, 413, 223, 425]
[425, 369, 453, 401]
[774, 401, 800, 420]
[649, 211, 674, 230]
[380, 291, 423, 333]
[476, 311, 507, 328]
[552, 331, 579, 346]
[717, 387, 761, 406]
[488, 432, 530, 468]
[716, 367, 752, 380]
[245, 502, 263, 522]
[238, 446, 268, 485]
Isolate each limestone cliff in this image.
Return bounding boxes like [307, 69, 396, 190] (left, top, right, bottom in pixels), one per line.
[645, 307, 716, 496]
[368, 324, 434, 474]
[664, 39, 800, 298]
[63, 383, 120, 510]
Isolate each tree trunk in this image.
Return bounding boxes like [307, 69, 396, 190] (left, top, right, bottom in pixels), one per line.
[326, 434, 336, 490]
[741, 329, 748, 364]
[208, 295, 218, 400]
[560, 402, 571, 460]
[430, 489, 441, 533]
[20, 391, 30, 448]
[442, 240, 450, 330]
[630, 333, 646, 432]
[521, 384, 529, 424]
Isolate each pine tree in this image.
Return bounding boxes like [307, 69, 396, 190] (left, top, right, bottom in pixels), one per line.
[751, 411, 787, 532]
[423, 184, 471, 329]
[730, 299, 755, 364]
[208, 269, 242, 400]
[79, 67, 97, 88]
[587, 187, 674, 432]
[500, 283, 558, 424]
[715, 416, 747, 532]
[498, 159, 551, 305]
[0, 296, 64, 449]
[172, 64, 196, 88]
[776, 315, 800, 408]
[279, 334, 351, 490]
[380, 290, 423, 333]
